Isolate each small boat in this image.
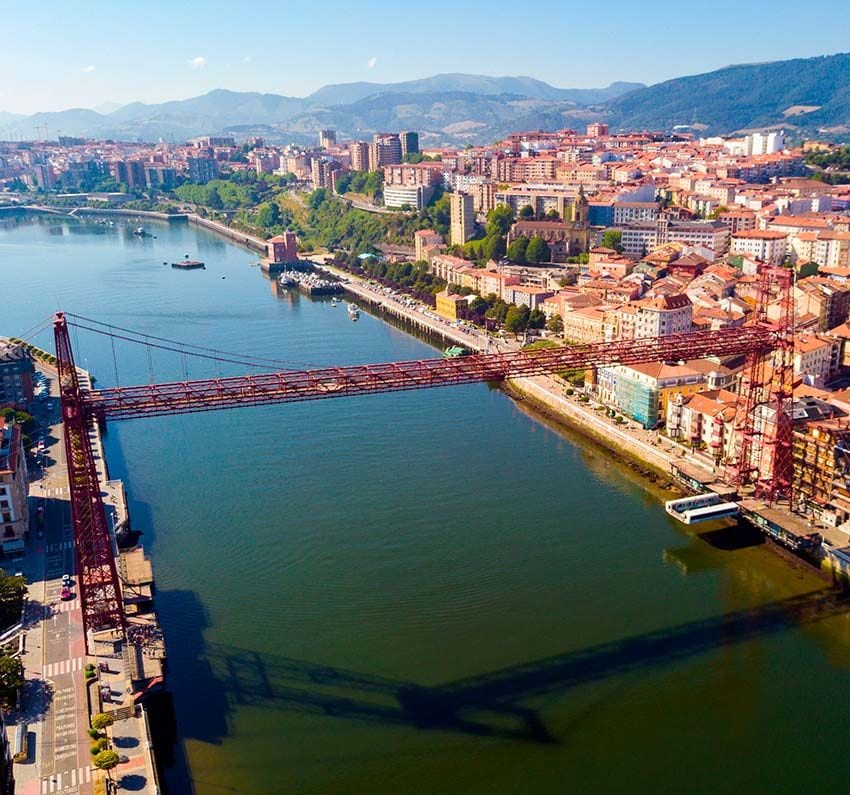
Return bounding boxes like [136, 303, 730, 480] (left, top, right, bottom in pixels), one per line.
[171, 259, 205, 270]
[348, 303, 360, 321]
[331, 297, 338, 307]
[278, 273, 297, 288]
[443, 345, 468, 358]
[133, 227, 149, 237]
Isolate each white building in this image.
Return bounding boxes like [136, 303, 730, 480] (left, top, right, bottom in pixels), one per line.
[384, 184, 435, 210]
[634, 294, 693, 339]
[730, 229, 788, 265]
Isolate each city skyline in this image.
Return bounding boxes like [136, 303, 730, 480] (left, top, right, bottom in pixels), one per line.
[2, 0, 850, 114]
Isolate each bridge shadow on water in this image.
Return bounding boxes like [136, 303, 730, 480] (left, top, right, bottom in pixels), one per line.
[165, 586, 850, 758]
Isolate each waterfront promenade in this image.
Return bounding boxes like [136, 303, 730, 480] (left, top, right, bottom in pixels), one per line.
[5, 363, 159, 795]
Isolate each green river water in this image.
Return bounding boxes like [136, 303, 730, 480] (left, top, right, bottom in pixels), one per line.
[2, 213, 850, 793]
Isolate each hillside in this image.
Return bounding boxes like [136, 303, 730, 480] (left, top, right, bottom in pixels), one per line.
[606, 53, 850, 136]
[306, 74, 642, 106]
[2, 56, 849, 144]
[0, 75, 637, 144]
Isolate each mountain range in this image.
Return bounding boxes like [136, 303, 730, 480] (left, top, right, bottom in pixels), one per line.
[2, 54, 849, 145]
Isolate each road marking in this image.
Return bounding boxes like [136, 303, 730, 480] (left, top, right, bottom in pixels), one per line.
[45, 541, 74, 552]
[44, 655, 84, 678]
[41, 765, 91, 792]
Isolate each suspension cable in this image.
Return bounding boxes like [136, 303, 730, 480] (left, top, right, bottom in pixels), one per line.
[64, 312, 327, 370]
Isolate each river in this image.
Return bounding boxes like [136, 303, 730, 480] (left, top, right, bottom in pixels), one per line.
[2, 213, 850, 794]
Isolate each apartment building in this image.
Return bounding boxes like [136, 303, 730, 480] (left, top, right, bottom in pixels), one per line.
[450, 192, 475, 245]
[0, 418, 28, 555]
[349, 141, 370, 172]
[634, 294, 693, 338]
[414, 229, 444, 262]
[730, 229, 788, 265]
[0, 341, 35, 408]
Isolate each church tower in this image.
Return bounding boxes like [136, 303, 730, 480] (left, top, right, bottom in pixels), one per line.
[573, 184, 589, 227]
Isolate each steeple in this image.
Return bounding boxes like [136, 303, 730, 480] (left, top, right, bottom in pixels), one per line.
[573, 183, 588, 226]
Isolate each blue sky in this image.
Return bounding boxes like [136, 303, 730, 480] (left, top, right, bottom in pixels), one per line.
[2, 0, 850, 114]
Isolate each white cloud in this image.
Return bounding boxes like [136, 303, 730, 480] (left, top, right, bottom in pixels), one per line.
[367, 56, 377, 69]
[242, 55, 252, 63]
[81, 65, 96, 73]
[188, 56, 207, 69]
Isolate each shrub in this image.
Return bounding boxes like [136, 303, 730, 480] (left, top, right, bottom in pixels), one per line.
[88, 728, 100, 740]
[91, 713, 114, 731]
[90, 737, 109, 756]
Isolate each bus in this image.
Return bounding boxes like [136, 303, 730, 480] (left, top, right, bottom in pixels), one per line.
[13, 723, 28, 763]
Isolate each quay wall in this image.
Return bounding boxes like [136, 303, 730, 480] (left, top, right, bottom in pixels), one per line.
[71, 207, 188, 223]
[187, 215, 267, 254]
[508, 375, 680, 479]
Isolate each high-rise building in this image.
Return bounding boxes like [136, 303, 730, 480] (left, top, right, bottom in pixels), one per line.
[187, 157, 218, 184]
[319, 129, 337, 148]
[350, 141, 370, 172]
[369, 133, 402, 171]
[311, 158, 340, 190]
[400, 131, 419, 159]
[586, 122, 609, 139]
[450, 191, 475, 246]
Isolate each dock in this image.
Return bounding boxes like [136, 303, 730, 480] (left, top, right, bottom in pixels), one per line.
[311, 261, 487, 352]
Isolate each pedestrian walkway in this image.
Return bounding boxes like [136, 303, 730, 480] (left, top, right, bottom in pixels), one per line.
[43, 655, 85, 678]
[40, 765, 92, 793]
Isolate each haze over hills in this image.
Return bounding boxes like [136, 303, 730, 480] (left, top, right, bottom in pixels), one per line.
[0, 75, 641, 145]
[1, 55, 849, 144]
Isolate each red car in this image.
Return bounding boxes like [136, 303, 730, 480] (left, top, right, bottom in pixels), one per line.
[60, 586, 72, 601]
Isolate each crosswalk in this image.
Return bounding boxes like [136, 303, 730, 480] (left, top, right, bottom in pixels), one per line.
[43, 655, 85, 678]
[51, 599, 80, 614]
[45, 540, 74, 553]
[41, 765, 92, 792]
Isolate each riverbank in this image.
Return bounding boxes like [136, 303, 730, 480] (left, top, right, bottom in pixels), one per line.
[20, 208, 848, 577]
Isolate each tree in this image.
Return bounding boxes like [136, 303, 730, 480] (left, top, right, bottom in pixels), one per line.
[601, 229, 623, 252]
[525, 236, 550, 263]
[482, 234, 506, 263]
[519, 204, 535, 220]
[485, 205, 514, 237]
[91, 713, 115, 732]
[255, 201, 281, 229]
[308, 189, 327, 210]
[93, 749, 120, 777]
[468, 296, 488, 317]
[546, 208, 560, 220]
[506, 236, 529, 264]
[206, 187, 224, 210]
[504, 305, 530, 337]
[0, 655, 23, 709]
[546, 314, 564, 334]
[0, 570, 26, 629]
[529, 308, 547, 329]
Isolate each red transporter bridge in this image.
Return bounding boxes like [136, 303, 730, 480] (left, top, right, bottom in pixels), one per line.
[52, 279, 792, 645]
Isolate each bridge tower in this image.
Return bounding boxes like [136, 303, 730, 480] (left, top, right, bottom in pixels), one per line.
[54, 312, 126, 645]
